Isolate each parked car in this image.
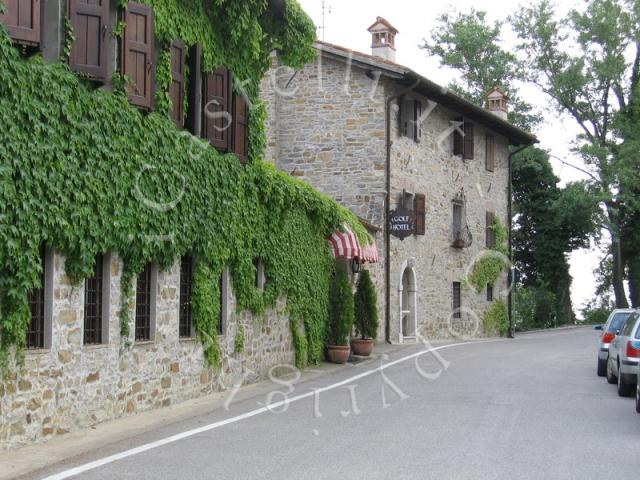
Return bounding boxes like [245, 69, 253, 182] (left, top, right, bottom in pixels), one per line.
[595, 309, 636, 376]
[606, 311, 640, 396]
[636, 364, 640, 413]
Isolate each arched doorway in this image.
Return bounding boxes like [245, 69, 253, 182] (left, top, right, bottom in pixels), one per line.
[398, 259, 417, 343]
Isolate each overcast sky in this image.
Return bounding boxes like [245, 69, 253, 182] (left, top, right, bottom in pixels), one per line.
[297, 0, 601, 316]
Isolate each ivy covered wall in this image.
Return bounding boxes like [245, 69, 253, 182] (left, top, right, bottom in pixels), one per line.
[0, 0, 369, 370]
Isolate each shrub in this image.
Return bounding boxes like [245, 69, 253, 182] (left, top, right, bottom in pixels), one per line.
[354, 270, 379, 339]
[483, 299, 509, 336]
[327, 270, 354, 346]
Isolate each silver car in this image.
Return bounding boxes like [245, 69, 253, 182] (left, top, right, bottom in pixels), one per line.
[595, 309, 636, 376]
[606, 311, 640, 396]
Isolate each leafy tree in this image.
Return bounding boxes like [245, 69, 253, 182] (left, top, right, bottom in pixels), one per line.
[511, 0, 640, 307]
[353, 269, 379, 339]
[422, 9, 598, 324]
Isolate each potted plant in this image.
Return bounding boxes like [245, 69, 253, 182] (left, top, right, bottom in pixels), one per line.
[326, 269, 355, 364]
[352, 269, 379, 356]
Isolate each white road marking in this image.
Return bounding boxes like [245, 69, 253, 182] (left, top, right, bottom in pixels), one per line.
[43, 340, 496, 480]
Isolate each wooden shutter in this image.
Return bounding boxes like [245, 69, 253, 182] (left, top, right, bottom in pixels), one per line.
[414, 193, 425, 235]
[0, 0, 40, 45]
[202, 67, 231, 151]
[169, 40, 186, 127]
[453, 117, 463, 155]
[463, 122, 474, 159]
[233, 93, 249, 164]
[68, 0, 109, 80]
[486, 211, 495, 248]
[413, 100, 422, 142]
[485, 134, 495, 172]
[122, 2, 154, 109]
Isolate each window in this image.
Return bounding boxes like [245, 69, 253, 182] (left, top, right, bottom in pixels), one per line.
[621, 314, 637, 337]
[486, 212, 496, 248]
[452, 282, 461, 319]
[487, 283, 494, 302]
[203, 67, 232, 151]
[0, 0, 40, 46]
[68, 0, 110, 80]
[453, 118, 474, 159]
[185, 43, 202, 135]
[84, 253, 107, 345]
[452, 202, 463, 240]
[26, 247, 47, 349]
[254, 259, 265, 291]
[232, 93, 249, 164]
[414, 193, 426, 235]
[122, 2, 154, 109]
[399, 96, 422, 142]
[169, 40, 186, 127]
[485, 134, 495, 172]
[179, 256, 194, 338]
[135, 263, 154, 342]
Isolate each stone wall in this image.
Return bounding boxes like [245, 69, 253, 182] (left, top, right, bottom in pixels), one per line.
[0, 252, 294, 450]
[386, 81, 510, 342]
[262, 50, 512, 345]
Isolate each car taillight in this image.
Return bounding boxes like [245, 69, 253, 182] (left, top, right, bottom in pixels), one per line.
[603, 332, 615, 343]
[626, 341, 640, 358]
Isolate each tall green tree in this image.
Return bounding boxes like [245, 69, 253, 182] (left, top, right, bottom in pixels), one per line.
[511, 0, 640, 307]
[421, 9, 599, 322]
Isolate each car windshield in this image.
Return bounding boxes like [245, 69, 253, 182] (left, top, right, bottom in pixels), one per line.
[608, 312, 633, 332]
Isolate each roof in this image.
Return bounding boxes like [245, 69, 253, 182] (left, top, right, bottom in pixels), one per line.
[367, 17, 399, 35]
[316, 41, 537, 146]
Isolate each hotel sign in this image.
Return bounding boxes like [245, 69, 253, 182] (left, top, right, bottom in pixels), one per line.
[389, 208, 414, 240]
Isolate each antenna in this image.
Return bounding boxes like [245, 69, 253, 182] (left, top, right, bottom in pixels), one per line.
[319, 0, 332, 41]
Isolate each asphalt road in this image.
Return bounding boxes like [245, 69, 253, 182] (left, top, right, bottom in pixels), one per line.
[34, 328, 640, 480]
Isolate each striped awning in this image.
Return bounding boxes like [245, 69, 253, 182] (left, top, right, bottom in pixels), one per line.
[328, 225, 379, 263]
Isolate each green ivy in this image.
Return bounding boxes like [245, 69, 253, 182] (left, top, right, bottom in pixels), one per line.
[234, 324, 245, 354]
[483, 299, 509, 336]
[0, 2, 370, 372]
[467, 219, 509, 293]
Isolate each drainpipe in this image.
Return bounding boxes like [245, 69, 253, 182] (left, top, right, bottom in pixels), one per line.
[384, 79, 419, 344]
[507, 143, 533, 338]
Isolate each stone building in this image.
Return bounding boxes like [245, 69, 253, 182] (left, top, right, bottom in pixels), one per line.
[262, 17, 537, 343]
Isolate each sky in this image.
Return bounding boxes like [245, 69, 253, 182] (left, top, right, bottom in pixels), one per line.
[297, 0, 601, 316]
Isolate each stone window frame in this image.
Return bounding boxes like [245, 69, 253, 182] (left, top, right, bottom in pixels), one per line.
[254, 258, 266, 292]
[26, 247, 54, 351]
[486, 283, 494, 302]
[82, 252, 112, 346]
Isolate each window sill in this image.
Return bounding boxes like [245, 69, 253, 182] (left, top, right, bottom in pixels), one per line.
[179, 336, 197, 343]
[134, 340, 155, 347]
[25, 348, 51, 356]
[83, 343, 110, 351]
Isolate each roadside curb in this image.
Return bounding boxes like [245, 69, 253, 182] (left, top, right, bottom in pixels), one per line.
[515, 325, 587, 336]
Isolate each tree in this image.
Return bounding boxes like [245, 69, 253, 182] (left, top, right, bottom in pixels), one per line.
[511, 0, 640, 307]
[421, 9, 598, 323]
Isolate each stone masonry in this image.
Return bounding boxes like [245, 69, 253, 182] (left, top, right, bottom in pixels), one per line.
[0, 252, 294, 450]
[262, 44, 515, 344]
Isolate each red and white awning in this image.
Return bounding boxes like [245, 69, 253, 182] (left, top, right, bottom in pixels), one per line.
[328, 225, 379, 263]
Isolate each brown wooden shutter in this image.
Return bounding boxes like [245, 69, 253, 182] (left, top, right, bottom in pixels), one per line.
[0, 0, 40, 45]
[169, 40, 186, 127]
[202, 67, 231, 151]
[485, 134, 495, 172]
[413, 100, 422, 142]
[453, 117, 463, 155]
[463, 122, 474, 159]
[486, 211, 495, 248]
[232, 93, 249, 164]
[122, 2, 154, 109]
[68, 0, 109, 80]
[414, 193, 426, 235]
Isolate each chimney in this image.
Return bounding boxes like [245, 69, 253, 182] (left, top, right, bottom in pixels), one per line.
[487, 86, 509, 121]
[367, 17, 398, 62]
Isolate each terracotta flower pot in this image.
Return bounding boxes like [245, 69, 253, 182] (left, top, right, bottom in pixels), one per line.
[326, 344, 351, 364]
[452, 238, 465, 249]
[351, 338, 374, 356]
